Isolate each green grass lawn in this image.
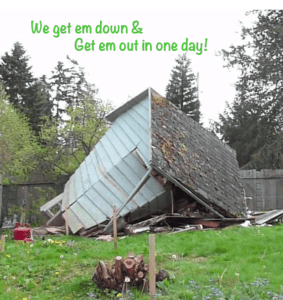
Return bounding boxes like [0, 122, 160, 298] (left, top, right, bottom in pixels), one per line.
[1, 224, 283, 299]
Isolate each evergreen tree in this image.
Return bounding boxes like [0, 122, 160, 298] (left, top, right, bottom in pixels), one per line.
[49, 61, 73, 121]
[0, 42, 34, 110]
[27, 78, 53, 133]
[166, 53, 201, 122]
[0, 42, 52, 134]
[48, 57, 98, 121]
[214, 10, 283, 168]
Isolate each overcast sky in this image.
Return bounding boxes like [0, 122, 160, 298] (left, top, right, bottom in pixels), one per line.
[0, 1, 269, 128]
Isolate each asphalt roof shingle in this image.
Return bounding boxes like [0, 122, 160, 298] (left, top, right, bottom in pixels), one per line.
[150, 90, 246, 217]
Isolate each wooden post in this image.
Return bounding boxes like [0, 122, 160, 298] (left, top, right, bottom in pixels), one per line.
[149, 234, 156, 299]
[65, 206, 69, 236]
[1, 235, 5, 253]
[113, 205, 117, 249]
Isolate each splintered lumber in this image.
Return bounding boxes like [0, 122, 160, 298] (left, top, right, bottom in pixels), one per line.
[92, 253, 151, 291]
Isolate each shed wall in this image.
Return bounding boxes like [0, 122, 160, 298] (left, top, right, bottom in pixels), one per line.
[62, 96, 166, 233]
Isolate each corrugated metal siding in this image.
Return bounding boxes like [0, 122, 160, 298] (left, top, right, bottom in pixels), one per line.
[61, 96, 159, 233]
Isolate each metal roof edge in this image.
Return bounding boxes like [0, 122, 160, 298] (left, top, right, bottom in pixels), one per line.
[106, 88, 150, 123]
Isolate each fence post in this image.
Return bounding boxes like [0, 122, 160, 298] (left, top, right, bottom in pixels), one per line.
[1, 235, 5, 253]
[113, 205, 117, 249]
[149, 234, 156, 299]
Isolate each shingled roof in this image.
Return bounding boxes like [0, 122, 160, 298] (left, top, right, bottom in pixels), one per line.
[150, 90, 246, 217]
[41, 88, 246, 233]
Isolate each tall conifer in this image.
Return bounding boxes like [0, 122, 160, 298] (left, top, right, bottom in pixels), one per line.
[166, 53, 201, 122]
[0, 42, 52, 134]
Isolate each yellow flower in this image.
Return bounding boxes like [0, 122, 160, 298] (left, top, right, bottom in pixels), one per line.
[55, 272, 59, 275]
[6, 255, 10, 258]
[27, 251, 30, 254]
[23, 298, 28, 300]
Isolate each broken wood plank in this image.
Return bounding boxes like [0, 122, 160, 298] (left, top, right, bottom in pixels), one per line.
[169, 226, 196, 235]
[254, 209, 283, 225]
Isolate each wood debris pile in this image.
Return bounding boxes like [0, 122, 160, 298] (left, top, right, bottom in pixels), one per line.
[92, 253, 151, 291]
[32, 226, 66, 238]
[76, 192, 248, 238]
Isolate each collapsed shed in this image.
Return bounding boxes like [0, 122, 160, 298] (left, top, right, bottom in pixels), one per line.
[41, 88, 246, 234]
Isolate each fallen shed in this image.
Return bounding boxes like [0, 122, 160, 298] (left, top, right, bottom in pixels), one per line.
[41, 88, 246, 235]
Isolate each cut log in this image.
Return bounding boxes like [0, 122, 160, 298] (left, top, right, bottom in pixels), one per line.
[111, 256, 124, 286]
[123, 258, 135, 280]
[92, 254, 162, 292]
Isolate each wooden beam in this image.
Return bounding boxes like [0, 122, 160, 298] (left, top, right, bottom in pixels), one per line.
[46, 209, 63, 226]
[40, 193, 63, 212]
[65, 207, 69, 236]
[45, 210, 54, 219]
[104, 168, 152, 233]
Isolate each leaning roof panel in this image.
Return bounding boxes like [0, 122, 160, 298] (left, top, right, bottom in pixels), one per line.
[150, 90, 246, 217]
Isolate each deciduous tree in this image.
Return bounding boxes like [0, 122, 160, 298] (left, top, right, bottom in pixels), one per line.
[0, 85, 39, 183]
[38, 96, 111, 175]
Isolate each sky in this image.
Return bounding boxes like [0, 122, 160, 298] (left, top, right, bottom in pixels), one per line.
[0, 1, 270, 128]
